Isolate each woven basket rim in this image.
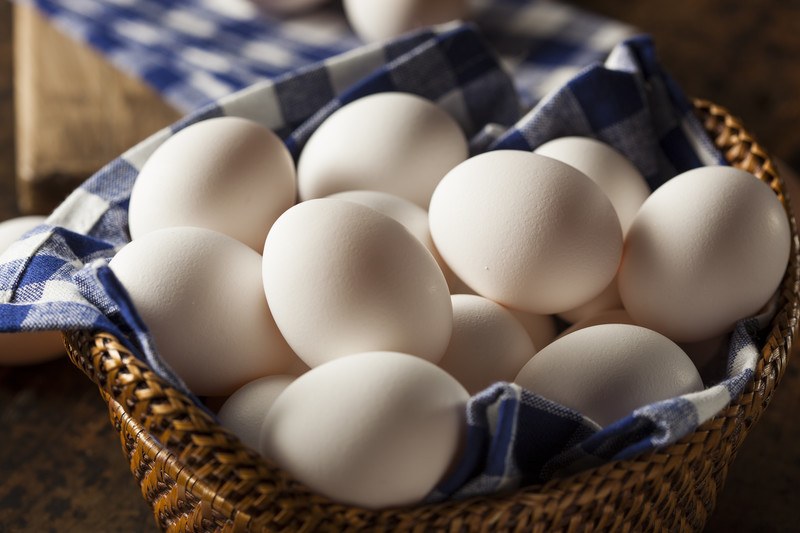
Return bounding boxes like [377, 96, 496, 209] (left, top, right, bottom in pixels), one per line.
[63, 98, 800, 532]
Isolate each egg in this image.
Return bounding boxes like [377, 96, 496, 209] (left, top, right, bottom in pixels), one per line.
[262, 198, 452, 367]
[109, 226, 298, 395]
[619, 166, 791, 342]
[217, 375, 295, 451]
[533, 137, 649, 324]
[533, 136, 650, 234]
[437, 295, 535, 394]
[128, 116, 296, 252]
[343, 0, 469, 42]
[505, 308, 558, 351]
[557, 276, 623, 324]
[515, 324, 703, 427]
[429, 150, 623, 314]
[0, 216, 65, 365]
[260, 351, 468, 509]
[557, 308, 635, 339]
[326, 190, 464, 292]
[297, 92, 468, 208]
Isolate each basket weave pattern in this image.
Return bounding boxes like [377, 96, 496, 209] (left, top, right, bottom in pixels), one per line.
[63, 99, 799, 532]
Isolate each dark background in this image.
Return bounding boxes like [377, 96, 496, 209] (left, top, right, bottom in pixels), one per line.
[1, 1, 798, 530]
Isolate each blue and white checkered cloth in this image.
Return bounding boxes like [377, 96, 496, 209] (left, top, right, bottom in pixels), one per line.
[0, 6, 770, 501]
[17, 0, 635, 111]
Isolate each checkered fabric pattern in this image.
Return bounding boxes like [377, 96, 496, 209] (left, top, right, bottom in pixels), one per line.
[0, 15, 765, 500]
[17, 0, 636, 111]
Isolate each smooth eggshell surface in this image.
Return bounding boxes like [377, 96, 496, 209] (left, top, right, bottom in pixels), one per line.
[515, 324, 703, 427]
[326, 190, 464, 292]
[505, 308, 558, 351]
[429, 150, 623, 314]
[109, 227, 297, 395]
[128, 116, 296, 252]
[557, 275, 623, 324]
[262, 198, 452, 367]
[619, 166, 791, 343]
[557, 308, 635, 339]
[217, 375, 295, 451]
[260, 351, 468, 509]
[297, 92, 468, 208]
[534, 136, 650, 234]
[438, 295, 535, 394]
[0, 216, 65, 365]
[343, 0, 469, 42]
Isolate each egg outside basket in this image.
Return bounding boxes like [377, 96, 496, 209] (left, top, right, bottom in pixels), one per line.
[62, 99, 799, 532]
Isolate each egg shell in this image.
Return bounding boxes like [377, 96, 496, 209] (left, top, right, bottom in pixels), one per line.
[619, 166, 791, 342]
[297, 92, 468, 208]
[260, 351, 468, 509]
[557, 275, 623, 324]
[505, 308, 558, 351]
[557, 308, 635, 339]
[438, 295, 535, 394]
[344, 0, 469, 42]
[429, 150, 623, 314]
[0, 216, 65, 365]
[217, 375, 295, 451]
[109, 226, 297, 395]
[515, 324, 703, 427]
[534, 136, 650, 234]
[128, 116, 296, 252]
[326, 190, 465, 292]
[262, 198, 452, 367]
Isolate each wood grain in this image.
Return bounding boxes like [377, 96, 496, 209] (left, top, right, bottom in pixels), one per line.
[13, 3, 181, 215]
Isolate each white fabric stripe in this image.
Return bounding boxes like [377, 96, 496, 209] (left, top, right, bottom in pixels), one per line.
[121, 127, 173, 171]
[47, 189, 110, 235]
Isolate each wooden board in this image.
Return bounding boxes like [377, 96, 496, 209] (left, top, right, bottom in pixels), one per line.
[13, 3, 181, 215]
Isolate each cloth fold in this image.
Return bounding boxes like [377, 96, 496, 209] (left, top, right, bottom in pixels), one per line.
[0, 9, 766, 501]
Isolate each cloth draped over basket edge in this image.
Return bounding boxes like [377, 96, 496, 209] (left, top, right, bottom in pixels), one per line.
[0, 24, 768, 501]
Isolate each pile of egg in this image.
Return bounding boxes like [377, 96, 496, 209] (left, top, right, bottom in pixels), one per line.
[2, 89, 789, 509]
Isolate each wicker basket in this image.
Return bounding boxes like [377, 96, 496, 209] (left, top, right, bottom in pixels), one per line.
[63, 99, 799, 532]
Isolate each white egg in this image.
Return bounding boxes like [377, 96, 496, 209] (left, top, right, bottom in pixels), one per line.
[262, 198, 452, 367]
[534, 136, 650, 234]
[0, 216, 64, 365]
[128, 116, 296, 252]
[326, 189, 464, 292]
[505, 308, 558, 351]
[326, 190, 431, 250]
[557, 275, 623, 324]
[515, 324, 703, 427]
[619, 166, 791, 342]
[0, 216, 46, 252]
[260, 351, 468, 509]
[534, 137, 649, 324]
[429, 150, 623, 314]
[343, 0, 469, 42]
[109, 227, 297, 395]
[217, 375, 295, 451]
[297, 92, 468, 208]
[557, 308, 635, 339]
[438, 295, 535, 394]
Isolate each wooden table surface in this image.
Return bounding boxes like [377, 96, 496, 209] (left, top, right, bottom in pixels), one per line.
[1, 1, 799, 531]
